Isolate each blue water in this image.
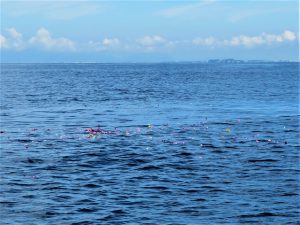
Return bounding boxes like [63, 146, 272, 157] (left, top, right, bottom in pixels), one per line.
[0, 62, 299, 224]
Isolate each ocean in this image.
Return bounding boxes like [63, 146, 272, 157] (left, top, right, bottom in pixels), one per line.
[0, 62, 299, 224]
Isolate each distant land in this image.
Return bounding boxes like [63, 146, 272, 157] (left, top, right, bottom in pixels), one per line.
[206, 59, 298, 64]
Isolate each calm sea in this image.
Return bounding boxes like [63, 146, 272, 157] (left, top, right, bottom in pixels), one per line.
[0, 62, 299, 224]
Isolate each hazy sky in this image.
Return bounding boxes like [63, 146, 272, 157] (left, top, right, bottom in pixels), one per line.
[1, 0, 299, 62]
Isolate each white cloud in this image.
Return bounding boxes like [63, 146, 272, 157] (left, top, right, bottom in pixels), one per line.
[0, 27, 24, 50]
[7, 27, 22, 39]
[192, 36, 217, 47]
[192, 30, 298, 48]
[282, 30, 296, 41]
[224, 35, 264, 47]
[136, 35, 176, 52]
[137, 35, 167, 46]
[29, 28, 76, 51]
[85, 38, 121, 52]
[86, 40, 103, 52]
[223, 30, 297, 47]
[102, 38, 120, 47]
[0, 35, 7, 48]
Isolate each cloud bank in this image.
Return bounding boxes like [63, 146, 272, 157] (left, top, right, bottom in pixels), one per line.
[0, 28, 298, 52]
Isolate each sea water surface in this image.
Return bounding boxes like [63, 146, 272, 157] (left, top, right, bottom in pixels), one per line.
[0, 62, 299, 224]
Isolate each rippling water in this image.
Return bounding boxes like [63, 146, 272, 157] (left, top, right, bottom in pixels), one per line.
[0, 62, 299, 224]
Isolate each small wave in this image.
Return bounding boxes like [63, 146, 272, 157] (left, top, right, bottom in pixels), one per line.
[248, 159, 278, 163]
[239, 212, 279, 218]
[139, 165, 161, 170]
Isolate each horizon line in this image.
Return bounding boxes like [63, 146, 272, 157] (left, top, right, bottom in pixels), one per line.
[1, 59, 299, 64]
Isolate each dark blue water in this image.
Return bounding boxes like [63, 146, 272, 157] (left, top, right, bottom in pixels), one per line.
[0, 62, 299, 224]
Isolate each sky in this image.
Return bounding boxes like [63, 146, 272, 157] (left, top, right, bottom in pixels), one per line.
[0, 0, 299, 62]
